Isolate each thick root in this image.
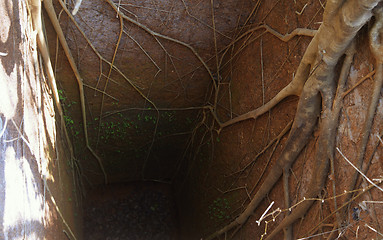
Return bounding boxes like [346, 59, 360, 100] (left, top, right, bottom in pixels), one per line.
[205, 0, 380, 238]
[265, 40, 356, 240]
[340, 5, 383, 226]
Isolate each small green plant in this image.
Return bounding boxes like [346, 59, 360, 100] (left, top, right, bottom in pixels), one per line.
[64, 115, 74, 125]
[98, 118, 132, 143]
[58, 89, 66, 102]
[58, 89, 79, 138]
[208, 197, 231, 221]
[161, 111, 175, 122]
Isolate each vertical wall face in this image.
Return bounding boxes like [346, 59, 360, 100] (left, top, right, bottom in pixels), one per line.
[0, 1, 82, 239]
[46, 0, 256, 185]
[176, 1, 383, 239]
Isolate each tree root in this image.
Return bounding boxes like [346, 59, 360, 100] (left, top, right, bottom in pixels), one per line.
[43, 0, 108, 184]
[206, 81, 321, 240]
[228, 120, 293, 177]
[305, 182, 382, 238]
[56, 0, 156, 106]
[282, 168, 293, 240]
[340, 5, 383, 227]
[105, 0, 217, 91]
[97, 9, 123, 145]
[263, 40, 356, 240]
[29, 0, 79, 238]
[205, 0, 380, 239]
[215, 26, 319, 131]
[218, 24, 317, 71]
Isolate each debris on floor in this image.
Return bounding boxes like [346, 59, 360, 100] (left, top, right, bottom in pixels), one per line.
[83, 182, 178, 240]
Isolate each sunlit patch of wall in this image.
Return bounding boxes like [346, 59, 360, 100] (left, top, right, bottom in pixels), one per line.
[0, 0, 82, 239]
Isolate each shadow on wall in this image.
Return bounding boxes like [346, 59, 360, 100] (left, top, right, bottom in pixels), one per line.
[0, 146, 45, 239]
[0, 1, 79, 239]
[0, 0, 46, 238]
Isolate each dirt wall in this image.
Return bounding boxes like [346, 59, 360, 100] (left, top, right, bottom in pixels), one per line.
[0, 1, 82, 239]
[17, 0, 383, 239]
[176, 1, 383, 239]
[48, 0, 255, 185]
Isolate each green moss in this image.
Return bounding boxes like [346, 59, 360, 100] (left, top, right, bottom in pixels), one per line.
[58, 89, 79, 138]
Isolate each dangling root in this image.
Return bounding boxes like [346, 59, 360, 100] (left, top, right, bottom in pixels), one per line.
[44, 0, 108, 183]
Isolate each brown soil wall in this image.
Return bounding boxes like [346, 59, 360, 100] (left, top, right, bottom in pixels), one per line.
[6, 0, 383, 239]
[0, 1, 82, 239]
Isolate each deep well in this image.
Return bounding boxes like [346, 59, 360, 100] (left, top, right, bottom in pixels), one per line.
[1, 1, 383, 240]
